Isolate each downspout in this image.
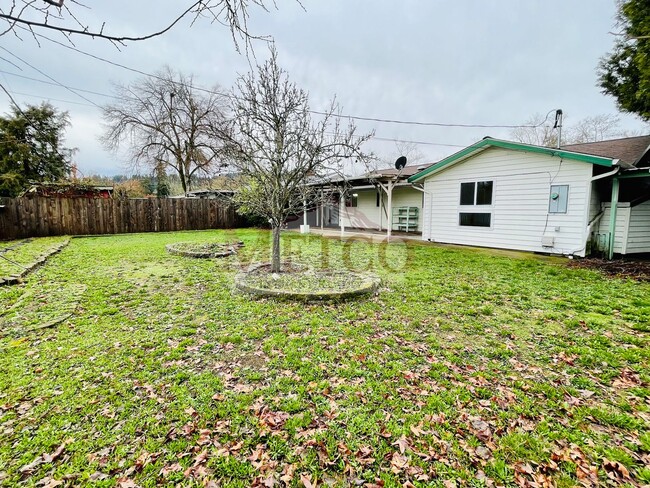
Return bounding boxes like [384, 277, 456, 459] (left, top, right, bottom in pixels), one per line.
[572, 164, 619, 258]
[411, 184, 428, 238]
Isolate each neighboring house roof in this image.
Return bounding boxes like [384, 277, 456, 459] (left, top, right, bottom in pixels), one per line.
[367, 163, 433, 179]
[310, 163, 433, 188]
[561, 135, 650, 169]
[186, 189, 235, 196]
[408, 137, 619, 183]
[23, 182, 114, 198]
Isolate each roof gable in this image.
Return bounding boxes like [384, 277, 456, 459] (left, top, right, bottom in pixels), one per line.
[408, 137, 617, 183]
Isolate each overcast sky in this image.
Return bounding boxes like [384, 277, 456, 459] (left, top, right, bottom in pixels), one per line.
[1, 0, 647, 177]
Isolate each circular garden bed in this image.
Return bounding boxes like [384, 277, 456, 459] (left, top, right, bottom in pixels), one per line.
[234, 262, 380, 301]
[166, 241, 243, 258]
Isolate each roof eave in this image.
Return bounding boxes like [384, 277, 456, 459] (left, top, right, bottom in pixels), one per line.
[408, 138, 616, 183]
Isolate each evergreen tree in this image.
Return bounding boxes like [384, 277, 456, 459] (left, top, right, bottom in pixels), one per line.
[0, 103, 74, 197]
[155, 161, 170, 198]
[598, 0, 650, 120]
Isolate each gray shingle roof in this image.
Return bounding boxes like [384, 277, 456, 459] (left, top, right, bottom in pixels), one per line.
[561, 135, 650, 168]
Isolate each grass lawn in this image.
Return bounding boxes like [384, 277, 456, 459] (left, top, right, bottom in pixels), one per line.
[0, 229, 649, 487]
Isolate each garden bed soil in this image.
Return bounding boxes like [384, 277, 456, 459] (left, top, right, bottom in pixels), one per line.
[568, 256, 650, 282]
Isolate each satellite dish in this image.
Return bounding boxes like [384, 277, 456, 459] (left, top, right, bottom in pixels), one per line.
[395, 156, 407, 170]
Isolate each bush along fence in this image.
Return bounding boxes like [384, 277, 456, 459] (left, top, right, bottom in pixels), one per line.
[0, 196, 247, 239]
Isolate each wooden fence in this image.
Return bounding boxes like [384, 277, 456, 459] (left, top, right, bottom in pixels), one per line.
[0, 196, 246, 239]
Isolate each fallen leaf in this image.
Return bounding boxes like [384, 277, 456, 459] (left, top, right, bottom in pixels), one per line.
[392, 435, 409, 454]
[602, 458, 631, 481]
[300, 473, 315, 488]
[43, 440, 70, 463]
[116, 478, 138, 488]
[390, 452, 409, 473]
[159, 463, 182, 476]
[475, 446, 491, 460]
[37, 477, 63, 488]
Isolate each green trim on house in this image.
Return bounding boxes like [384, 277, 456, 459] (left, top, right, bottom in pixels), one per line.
[408, 138, 616, 183]
[617, 170, 650, 179]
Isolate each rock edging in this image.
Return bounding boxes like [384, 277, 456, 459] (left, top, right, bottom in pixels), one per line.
[234, 263, 380, 301]
[0, 239, 69, 287]
[166, 241, 244, 258]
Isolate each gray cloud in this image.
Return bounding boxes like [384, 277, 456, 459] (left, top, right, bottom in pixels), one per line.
[0, 0, 645, 176]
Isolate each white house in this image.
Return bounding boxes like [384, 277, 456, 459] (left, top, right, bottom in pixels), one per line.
[408, 136, 650, 258]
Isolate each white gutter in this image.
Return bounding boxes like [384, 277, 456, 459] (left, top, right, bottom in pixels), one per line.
[590, 163, 620, 182]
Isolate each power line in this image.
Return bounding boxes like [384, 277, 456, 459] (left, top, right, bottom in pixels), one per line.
[0, 46, 102, 108]
[372, 136, 465, 148]
[3, 83, 470, 149]
[0, 69, 119, 99]
[311, 110, 545, 129]
[5, 89, 98, 107]
[21, 28, 553, 130]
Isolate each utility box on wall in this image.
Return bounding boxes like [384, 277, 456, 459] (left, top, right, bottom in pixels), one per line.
[549, 185, 569, 214]
[541, 235, 555, 247]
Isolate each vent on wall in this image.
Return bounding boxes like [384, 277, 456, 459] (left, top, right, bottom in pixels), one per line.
[541, 235, 555, 247]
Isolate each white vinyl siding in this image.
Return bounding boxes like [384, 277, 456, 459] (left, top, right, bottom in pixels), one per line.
[596, 201, 650, 254]
[627, 201, 650, 253]
[421, 147, 592, 256]
[598, 203, 631, 254]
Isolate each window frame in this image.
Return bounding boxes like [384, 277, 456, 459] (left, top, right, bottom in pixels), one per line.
[458, 179, 494, 228]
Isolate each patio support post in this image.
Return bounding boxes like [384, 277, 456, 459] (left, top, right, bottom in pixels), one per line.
[320, 190, 324, 229]
[300, 199, 310, 234]
[376, 180, 394, 239]
[608, 177, 620, 260]
[340, 188, 345, 235]
[386, 182, 393, 239]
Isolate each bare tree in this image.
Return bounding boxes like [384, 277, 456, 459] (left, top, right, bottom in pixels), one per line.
[101, 67, 228, 194]
[566, 114, 623, 143]
[511, 112, 640, 146]
[509, 113, 558, 147]
[0, 0, 274, 48]
[224, 49, 372, 273]
[383, 140, 427, 169]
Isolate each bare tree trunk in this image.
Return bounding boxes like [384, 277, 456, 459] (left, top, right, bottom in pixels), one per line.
[271, 225, 281, 273]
